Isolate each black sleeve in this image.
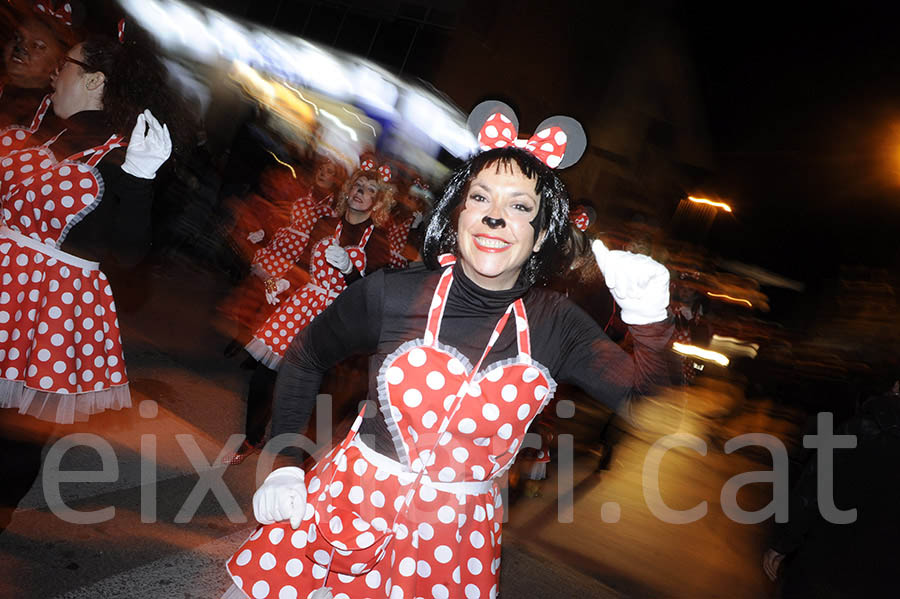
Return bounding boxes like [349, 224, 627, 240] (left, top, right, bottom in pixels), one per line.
[554, 299, 673, 419]
[271, 269, 385, 449]
[61, 161, 154, 268]
[101, 164, 154, 268]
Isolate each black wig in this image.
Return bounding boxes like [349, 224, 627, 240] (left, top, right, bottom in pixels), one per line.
[422, 147, 571, 286]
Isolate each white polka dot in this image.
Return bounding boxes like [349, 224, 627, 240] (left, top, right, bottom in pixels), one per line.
[465, 583, 481, 598]
[37, 349, 51, 362]
[235, 549, 252, 566]
[501, 384, 518, 402]
[61, 195, 74, 208]
[438, 467, 456, 482]
[268, 527, 285, 545]
[356, 531, 375, 547]
[370, 490, 385, 508]
[251, 580, 269, 598]
[278, 585, 297, 599]
[534, 385, 549, 401]
[546, 154, 562, 168]
[482, 403, 500, 421]
[348, 485, 364, 504]
[434, 545, 452, 563]
[385, 366, 404, 385]
[79, 177, 93, 189]
[537, 128, 551, 139]
[554, 130, 568, 145]
[328, 480, 343, 497]
[419, 486, 437, 504]
[458, 418, 476, 434]
[437, 505, 455, 524]
[365, 570, 381, 589]
[447, 357, 465, 375]
[285, 557, 303, 576]
[51, 333, 64, 345]
[290, 529, 307, 548]
[313, 549, 330, 564]
[402, 388, 422, 408]
[497, 423, 513, 439]
[417, 522, 434, 540]
[470, 530, 485, 548]
[259, 551, 277, 570]
[407, 347, 426, 367]
[517, 404, 531, 420]
[485, 367, 504, 382]
[426, 371, 445, 390]
[432, 584, 449, 599]
[519, 368, 540, 385]
[53, 361, 66, 374]
[398, 557, 415, 576]
[484, 125, 498, 138]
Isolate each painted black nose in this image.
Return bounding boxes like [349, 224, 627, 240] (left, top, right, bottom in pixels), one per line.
[482, 216, 505, 229]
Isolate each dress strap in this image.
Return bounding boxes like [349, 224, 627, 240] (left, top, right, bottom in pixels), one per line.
[66, 134, 127, 166]
[333, 220, 343, 239]
[27, 94, 53, 132]
[357, 224, 374, 248]
[424, 266, 454, 346]
[512, 299, 532, 358]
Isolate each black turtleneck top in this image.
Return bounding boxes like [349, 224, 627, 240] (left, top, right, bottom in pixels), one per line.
[272, 261, 673, 461]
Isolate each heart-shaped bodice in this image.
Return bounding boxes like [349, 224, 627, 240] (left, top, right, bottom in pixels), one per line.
[380, 341, 555, 483]
[376, 257, 557, 484]
[308, 221, 373, 293]
[0, 128, 123, 248]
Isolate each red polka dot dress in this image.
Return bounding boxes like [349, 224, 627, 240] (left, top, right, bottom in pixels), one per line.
[387, 214, 415, 269]
[245, 221, 375, 369]
[226, 255, 558, 599]
[0, 94, 52, 156]
[252, 192, 335, 279]
[0, 121, 131, 424]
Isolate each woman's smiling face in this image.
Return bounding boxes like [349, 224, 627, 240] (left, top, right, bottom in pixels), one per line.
[456, 161, 545, 290]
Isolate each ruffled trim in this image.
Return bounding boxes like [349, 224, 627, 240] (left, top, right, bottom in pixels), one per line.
[0, 378, 131, 424]
[56, 162, 105, 248]
[375, 337, 474, 470]
[244, 337, 283, 370]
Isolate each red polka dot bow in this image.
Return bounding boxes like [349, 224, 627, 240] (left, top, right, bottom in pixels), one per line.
[570, 206, 590, 232]
[34, 1, 72, 27]
[468, 100, 587, 170]
[117, 19, 126, 44]
[478, 113, 569, 169]
[360, 158, 392, 183]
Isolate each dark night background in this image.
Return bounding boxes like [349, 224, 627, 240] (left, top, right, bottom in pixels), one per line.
[202, 0, 900, 287]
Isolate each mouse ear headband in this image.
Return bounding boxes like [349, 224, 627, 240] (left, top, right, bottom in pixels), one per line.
[466, 100, 587, 169]
[33, 0, 72, 26]
[359, 158, 392, 183]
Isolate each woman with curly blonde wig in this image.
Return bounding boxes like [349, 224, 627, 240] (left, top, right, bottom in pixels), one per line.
[224, 166, 394, 465]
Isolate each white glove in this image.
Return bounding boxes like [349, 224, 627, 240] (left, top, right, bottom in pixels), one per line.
[122, 109, 172, 179]
[592, 239, 670, 325]
[264, 278, 290, 305]
[252, 467, 307, 529]
[247, 229, 265, 244]
[325, 244, 352, 274]
[411, 211, 424, 229]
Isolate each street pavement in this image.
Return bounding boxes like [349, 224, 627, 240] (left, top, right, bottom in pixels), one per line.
[0, 257, 788, 598]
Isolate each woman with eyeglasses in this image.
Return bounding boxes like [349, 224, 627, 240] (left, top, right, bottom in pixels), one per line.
[0, 29, 178, 529]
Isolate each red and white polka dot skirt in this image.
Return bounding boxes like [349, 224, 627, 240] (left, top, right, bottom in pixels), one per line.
[252, 194, 334, 279]
[227, 255, 558, 598]
[245, 222, 372, 369]
[0, 128, 131, 423]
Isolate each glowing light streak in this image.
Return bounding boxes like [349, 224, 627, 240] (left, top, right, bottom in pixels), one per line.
[707, 292, 753, 307]
[319, 109, 358, 142]
[672, 343, 730, 367]
[282, 83, 319, 115]
[267, 151, 296, 179]
[688, 196, 732, 212]
[342, 106, 378, 139]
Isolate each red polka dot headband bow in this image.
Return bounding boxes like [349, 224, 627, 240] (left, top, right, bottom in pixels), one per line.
[33, 0, 73, 27]
[360, 158, 392, 183]
[570, 206, 591, 232]
[466, 100, 587, 170]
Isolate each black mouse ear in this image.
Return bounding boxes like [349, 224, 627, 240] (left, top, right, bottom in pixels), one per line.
[532, 115, 587, 169]
[466, 100, 519, 139]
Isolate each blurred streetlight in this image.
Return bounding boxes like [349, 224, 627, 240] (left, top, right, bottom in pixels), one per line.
[687, 196, 732, 212]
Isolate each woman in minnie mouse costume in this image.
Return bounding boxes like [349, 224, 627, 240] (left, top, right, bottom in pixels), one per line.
[224, 163, 394, 465]
[223, 101, 673, 599]
[0, 30, 172, 423]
